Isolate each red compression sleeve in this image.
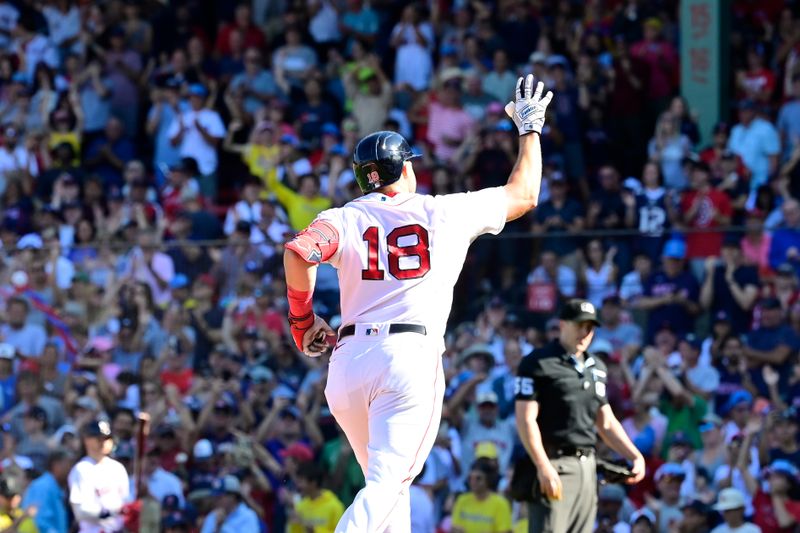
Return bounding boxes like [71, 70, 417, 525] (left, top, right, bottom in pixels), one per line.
[287, 286, 313, 318]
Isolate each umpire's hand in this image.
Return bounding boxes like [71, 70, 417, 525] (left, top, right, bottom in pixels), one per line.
[537, 462, 562, 501]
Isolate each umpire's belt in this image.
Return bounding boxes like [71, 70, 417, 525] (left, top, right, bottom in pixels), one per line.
[338, 323, 427, 341]
[546, 445, 595, 458]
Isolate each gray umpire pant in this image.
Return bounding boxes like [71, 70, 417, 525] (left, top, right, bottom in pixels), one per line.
[527, 454, 597, 533]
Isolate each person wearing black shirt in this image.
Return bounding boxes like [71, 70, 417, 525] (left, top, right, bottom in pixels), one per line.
[515, 299, 645, 533]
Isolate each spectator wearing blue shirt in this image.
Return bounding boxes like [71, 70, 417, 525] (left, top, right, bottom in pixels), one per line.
[743, 297, 800, 398]
[84, 116, 136, 190]
[777, 73, 800, 162]
[727, 99, 780, 191]
[0, 344, 16, 414]
[229, 48, 282, 117]
[200, 475, 261, 533]
[77, 60, 113, 135]
[22, 449, 72, 533]
[768, 198, 800, 275]
[635, 239, 701, 341]
[340, 0, 379, 52]
[146, 78, 186, 187]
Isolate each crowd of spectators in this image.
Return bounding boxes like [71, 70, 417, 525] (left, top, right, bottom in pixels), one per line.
[0, 0, 796, 532]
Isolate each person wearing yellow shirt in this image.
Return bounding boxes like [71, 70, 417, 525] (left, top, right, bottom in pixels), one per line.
[451, 462, 512, 533]
[265, 170, 334, 231]
[223, 119, 280, 179]
[288, 462, 345, 533]
[0, 476, 38, 533]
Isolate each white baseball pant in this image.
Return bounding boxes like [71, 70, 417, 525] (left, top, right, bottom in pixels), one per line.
[325, 325, 444, 533]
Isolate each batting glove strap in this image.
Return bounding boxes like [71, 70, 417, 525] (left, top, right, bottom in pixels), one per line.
[504, 74, 554, 136]
[288, 312, 315, 351]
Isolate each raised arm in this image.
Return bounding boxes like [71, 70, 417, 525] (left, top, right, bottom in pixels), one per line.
[503, 75, 554, 222]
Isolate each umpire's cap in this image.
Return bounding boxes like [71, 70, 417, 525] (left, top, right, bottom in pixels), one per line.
[81, 419, 113, 439]
[352, 131, 418, 193]
[558, 299, 601, 325]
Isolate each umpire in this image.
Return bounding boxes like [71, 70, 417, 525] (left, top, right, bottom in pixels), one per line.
[514, 299, 645, 533]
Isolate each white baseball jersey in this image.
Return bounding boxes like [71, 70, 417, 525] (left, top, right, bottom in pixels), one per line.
[317, 186, 508, 343]
[68, 456, 130, 533]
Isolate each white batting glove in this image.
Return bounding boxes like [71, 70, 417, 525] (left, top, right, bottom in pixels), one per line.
[503, 74, 554, 136]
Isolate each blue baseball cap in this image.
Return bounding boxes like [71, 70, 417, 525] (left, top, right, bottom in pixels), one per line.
[169, 273, 189, 290]
[725, 390, 753, 414]
[662, 239, 686, 259]
[187, 83, 208, 97]
[655, 462, 686, 481]
[321, 122, 340, 136]
[766, 459, 800, 479]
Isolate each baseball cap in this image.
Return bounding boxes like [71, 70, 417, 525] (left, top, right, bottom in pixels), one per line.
[24, 405, 47, 424]
[630, 507, 656, 525]
[162, 511, 189, 528]
[682, 499, 711, 516]
[170, 274, 190, 290]
[738, 99, 758, 111]
[680, 333, 702, 351]
[279, 442, 314, 462]
[213, 475, 242, 496]
[725, 390, 754, 415]
[474, 441, 498, 460]
[193, 439, 213, 459]
[459, 344, 494, 366]
[713, 487, 746, 511]
[766, 459, 800, 479]
[589, 338, 613, 356]
[760, 296, 782, 310]
[598, 484, 626, 502]
[17, 233, 43, 250]
[475, 390, 499, 406]
[81, 420, 112, 439]
[654, 462, 686, 482]
[321, 122, 340, 137]
[248, 366, 274, 383]
[558, 299, 601, 325]
[187, 83, 208, 97]
[699, 413, 723, 433]
[0, 476, 21, 498]
[162, 494, 182, 511]
[662, 239, 686, 259]
[668, 431, 692, 447]
[0, 344, 15, 360]
[529, 51, 548, 64]
[713, 310, 731, 323]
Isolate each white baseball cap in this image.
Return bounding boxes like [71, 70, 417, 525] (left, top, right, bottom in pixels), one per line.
[193, 439, 213, 459]
[713, 488, 746, 512]
[630, 507, 656, 525]
[0, 344, 15, 359]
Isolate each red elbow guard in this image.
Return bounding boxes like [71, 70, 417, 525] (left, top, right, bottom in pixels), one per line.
[285, 219, 340, 264]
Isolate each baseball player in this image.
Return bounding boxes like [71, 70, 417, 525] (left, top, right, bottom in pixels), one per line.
[68, 420, 130, 533]
[282, 74, 552, 532]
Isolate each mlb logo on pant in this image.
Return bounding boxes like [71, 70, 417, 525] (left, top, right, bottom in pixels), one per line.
[366, 328, 379, 336]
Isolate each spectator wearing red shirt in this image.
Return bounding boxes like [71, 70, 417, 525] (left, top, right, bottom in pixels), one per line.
[742, 459, 800, 533]
[681, 160, 733, 275]
[630, 18, 678, 130]
[214, 4, 265, 57]
[160, 341, 194, 395]
[737, 45, 776, 104]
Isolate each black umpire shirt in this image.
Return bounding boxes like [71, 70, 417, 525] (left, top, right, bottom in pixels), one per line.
[515, 340, 609, 450]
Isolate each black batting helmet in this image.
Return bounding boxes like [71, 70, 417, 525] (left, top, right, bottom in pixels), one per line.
[353, 131, 418, 193]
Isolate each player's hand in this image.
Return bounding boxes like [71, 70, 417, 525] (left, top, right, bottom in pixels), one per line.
[628, 454, 646, 484]
[301, 315, 336, 357]
[504, 74, 553, 136]
[537, 462, 562, 500]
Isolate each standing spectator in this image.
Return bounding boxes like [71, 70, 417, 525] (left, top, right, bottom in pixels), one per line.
[272, 28, 318, 92]
[736, 45, 776, 105]
[229, 48, 281, 118]
[426, 70, 476, 163]
[727, 99, 780, 192]
[342, 59, 391, 135]
[22, 449, 72, 533]
[146, 78, 185, 186]
[167, 84, 226, 199]
[700, 237, 759, 333]
[84, 116, 135, 191]
[648, 112, 691, 191]
[777, 73, 800, 162]
[122, 230, 175, 307]
[200, 475, 260, 533]
[635, 239, 700, 341]
[769, 198, 800, 276]
[99, 26, 142, 136]
[680, 161, 733, 277]
[548, 55, 584, 180]
[630, 18, 678, 131]
[450, 461, 511, 533]
[742, 297, 799, 398]
[628, 161, 676, 262]
[286, 461, 344, 533]
[76, 60, 113, 137]
[214, 4, 265, 57]
[482, 50, 516, 104]
[390, 5, 434, 92]
[0, 296, 46, 358]
[339, 0, 379, 52]
[710, 488, 760, 533]
[531, 175, 585, 262]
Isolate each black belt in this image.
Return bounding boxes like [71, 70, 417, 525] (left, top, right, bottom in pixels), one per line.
[338, 323, 427, 341]
[546, 445, 595, 458]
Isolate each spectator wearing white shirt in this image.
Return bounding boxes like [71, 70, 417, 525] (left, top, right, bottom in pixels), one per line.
[0, 126, 37, 196]
[143, 447, 184, 507]
[390, 5, 435, 91]
[0, 295, 46, 358]
[41, 0, 82, 56]
[122, 230, 175, 307]
[710, 488, 761, 533]
[167, 84, 225, 198]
